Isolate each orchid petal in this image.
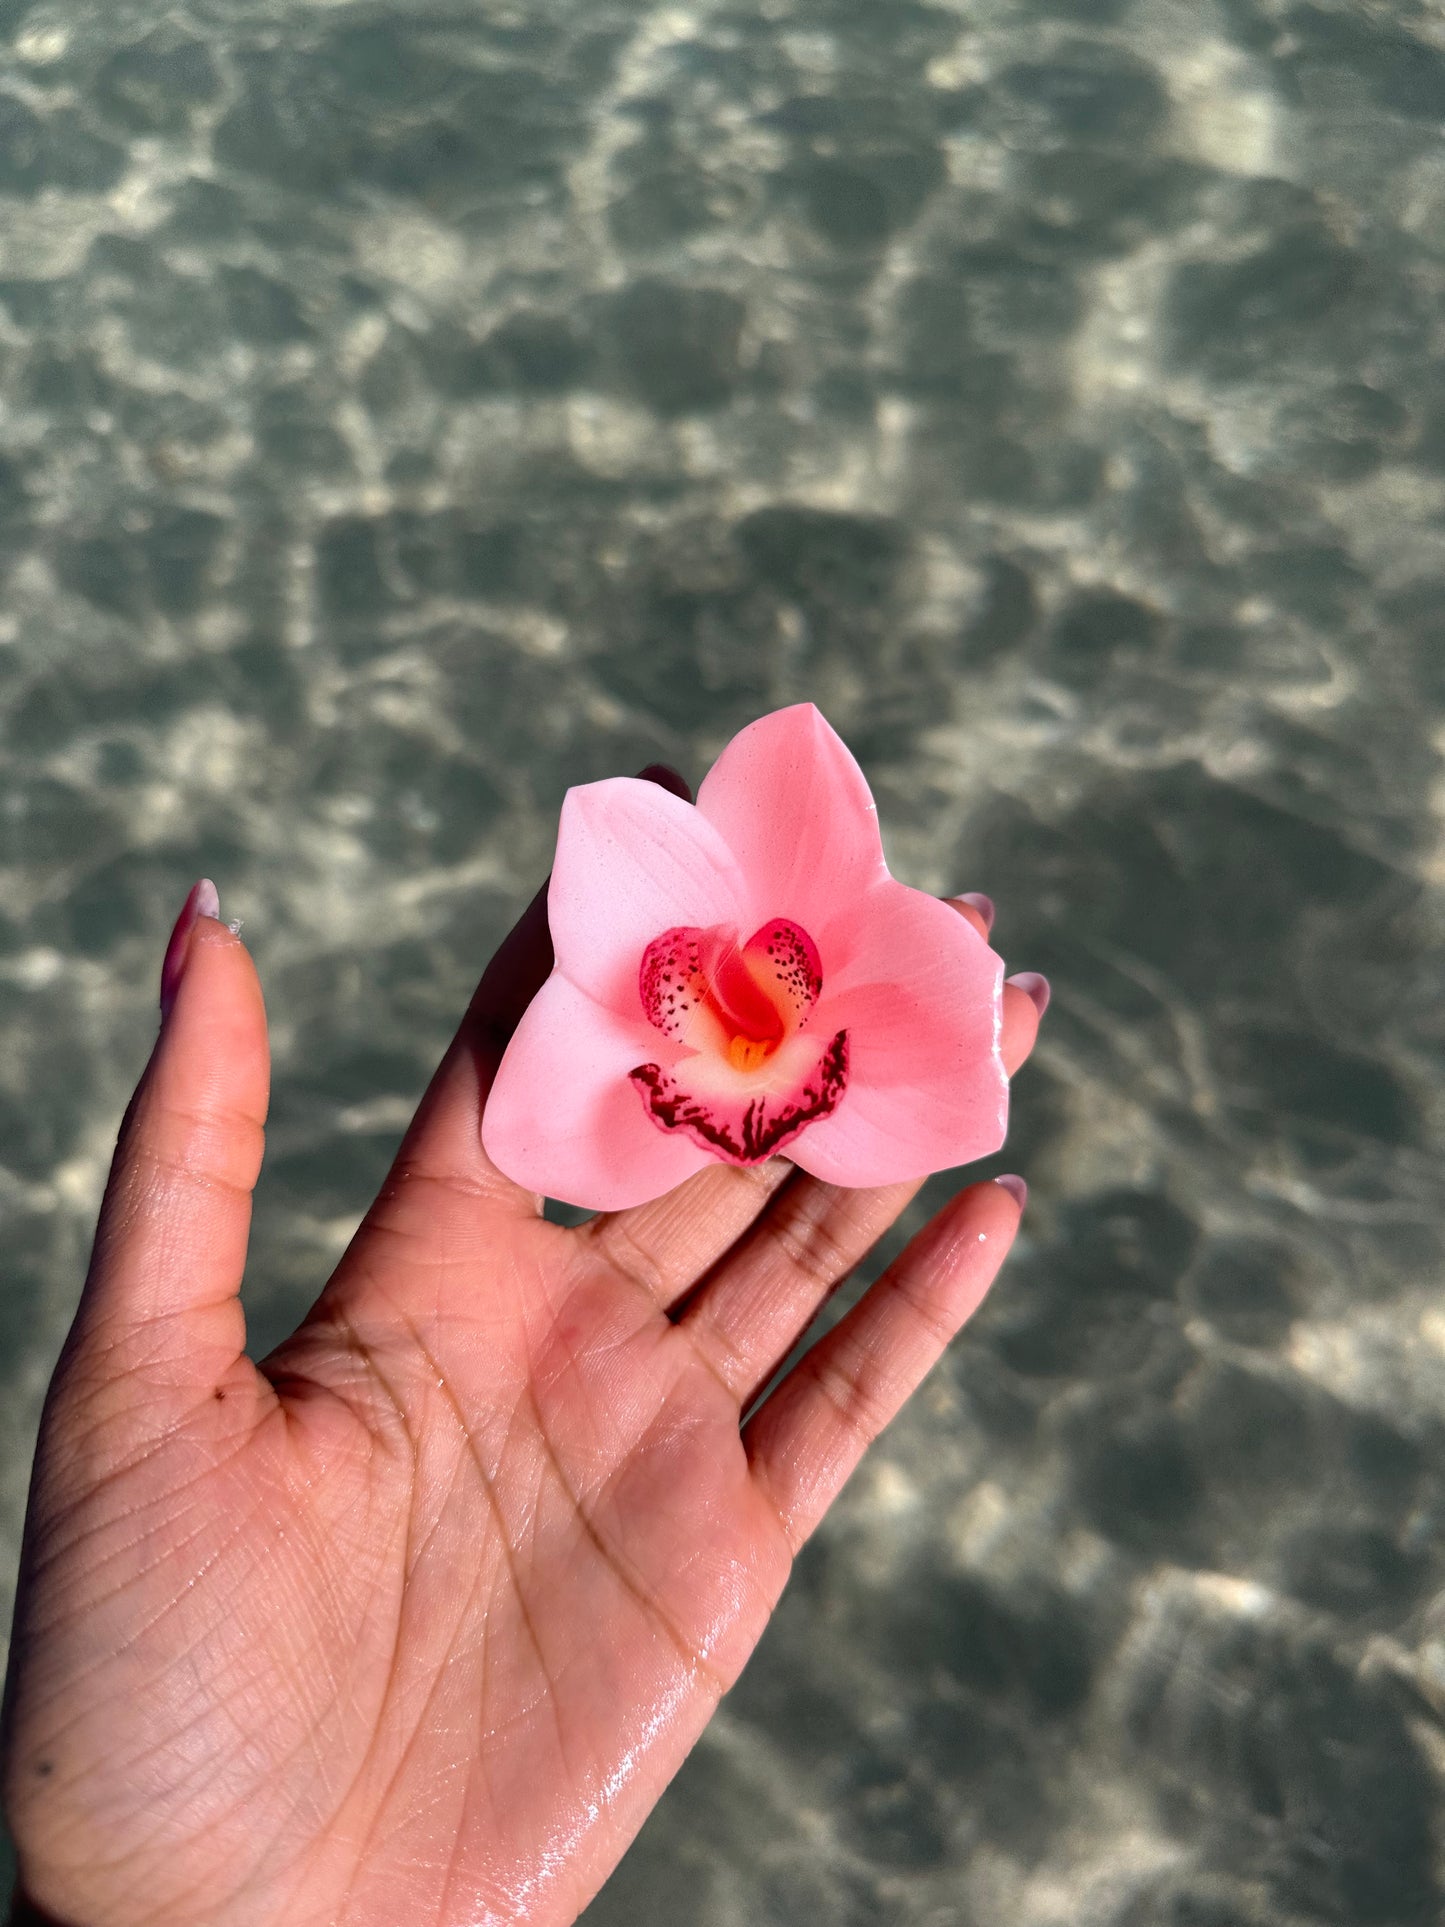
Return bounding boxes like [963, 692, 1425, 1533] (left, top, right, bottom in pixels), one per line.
[483, 971, 712, 1210]
[742, 918, 822, 1034]
[548, 779, 748, 1017]
[786, 879, 1007, 1187]
[639, 926, 718, 1045]
[694, 705, 889, 941]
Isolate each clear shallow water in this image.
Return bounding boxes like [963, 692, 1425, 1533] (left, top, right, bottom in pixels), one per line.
[2, 0, 1444, 1920]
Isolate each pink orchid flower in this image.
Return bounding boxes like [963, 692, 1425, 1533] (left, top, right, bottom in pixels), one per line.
[482, 704, 1008, 1211]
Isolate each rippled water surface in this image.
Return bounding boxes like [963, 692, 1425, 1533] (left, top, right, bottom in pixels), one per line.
[2, 0, 1444, 1920]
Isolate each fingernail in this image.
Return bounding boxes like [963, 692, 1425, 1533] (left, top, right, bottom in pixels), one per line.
[957, 891, 995, 932]
[994, 1173, 1028, 1210]
[1006, 971, 1050, 1017]
[160, 878, 220, 1020]
[636, 762, 692, 801]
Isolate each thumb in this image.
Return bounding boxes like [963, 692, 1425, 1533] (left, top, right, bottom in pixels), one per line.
[64, 881, 269, 1404]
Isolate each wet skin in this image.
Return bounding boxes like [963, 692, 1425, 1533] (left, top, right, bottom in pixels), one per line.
[1, 775, 1042, 1927]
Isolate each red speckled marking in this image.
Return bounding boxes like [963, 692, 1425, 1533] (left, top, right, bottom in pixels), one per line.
[639, 927, 709, 1041]
[748, 917, 821, 1030]
[639, 918, 822, 1041]
[629, 1028, 849, 1164]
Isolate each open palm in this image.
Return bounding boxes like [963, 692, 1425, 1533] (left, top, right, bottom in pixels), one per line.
[2, 788, 1039, 1927]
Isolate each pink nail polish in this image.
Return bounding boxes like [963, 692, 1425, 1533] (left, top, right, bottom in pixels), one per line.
[160, 878, 220, 1020]
[1006, 971, 1051, 1017]
[994, 1173, 1028, 1210]
[958, 891, 995, 932]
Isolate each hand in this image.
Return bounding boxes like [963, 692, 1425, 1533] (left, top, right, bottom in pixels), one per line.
[1, 775, 1044, 1927]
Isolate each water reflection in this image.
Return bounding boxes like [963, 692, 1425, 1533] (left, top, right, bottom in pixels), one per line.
[1, 0, 1442, 1918]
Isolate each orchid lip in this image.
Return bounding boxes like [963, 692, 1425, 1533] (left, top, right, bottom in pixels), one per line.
[631, 914, 848, 1161]
[630, 1028, 851, 1164]
[637, 917, 822, 1060]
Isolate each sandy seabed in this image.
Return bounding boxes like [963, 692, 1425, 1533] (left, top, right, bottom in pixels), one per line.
[1, 1, 1443, 1921]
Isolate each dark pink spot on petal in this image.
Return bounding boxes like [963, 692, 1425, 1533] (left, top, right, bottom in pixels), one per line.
[629, 1029, 849, 1164]
[742, 917, 821, 1031]
[639, 926, 708, 1040]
